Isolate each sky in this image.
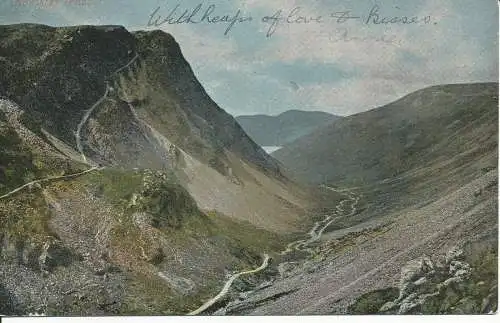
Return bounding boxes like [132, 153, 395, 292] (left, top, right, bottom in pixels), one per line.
[0, 0, 498, 116]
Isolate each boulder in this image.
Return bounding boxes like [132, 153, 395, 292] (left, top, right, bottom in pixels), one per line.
[445, 247, 464, 264]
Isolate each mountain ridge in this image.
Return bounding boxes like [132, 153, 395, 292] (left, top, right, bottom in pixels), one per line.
[0, 23, 281, 177]
[1, 23, 496, 317]
[236, 110, 340, 147]
[273, 82, 498, 185]
[0, 23, 323, 315]
[0, 23, 315, 233]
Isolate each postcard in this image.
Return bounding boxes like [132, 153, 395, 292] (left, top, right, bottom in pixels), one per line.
[0, 0, 498, 318]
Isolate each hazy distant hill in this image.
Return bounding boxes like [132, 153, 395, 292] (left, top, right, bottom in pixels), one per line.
[236, 110, 340, 147]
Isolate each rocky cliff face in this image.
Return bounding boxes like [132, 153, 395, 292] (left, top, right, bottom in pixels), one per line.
[350, 242, 498, 315]
[0, 24, 280, 176]
[0, 23, 310, 232]
[0, 23, 313, 315]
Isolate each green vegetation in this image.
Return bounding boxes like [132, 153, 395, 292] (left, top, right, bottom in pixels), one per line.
[348, 288, 399, 314]
[0, 115, 38, 195]
[80, 167, 285, 255]
[0, 192, 52, 244]
[81, 168, 144, 202]
[0, 24, 299, 315]
[119, 267, 231, 315]
[119, 272, 180, 315]
[67, 168, 285, 314]
[420, 243, 498, 314]
[348, 240, 498, 315]
[0, 164, 286, 314]
[206, 210, 286, 258]
[141, 183, 201, 229]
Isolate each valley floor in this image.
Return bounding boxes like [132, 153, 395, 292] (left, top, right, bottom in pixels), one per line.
[209, 164, 497, 315]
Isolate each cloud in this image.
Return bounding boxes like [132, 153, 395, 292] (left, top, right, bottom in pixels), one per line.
[235, 0, 498, 115]
[0, 0, 496, 116]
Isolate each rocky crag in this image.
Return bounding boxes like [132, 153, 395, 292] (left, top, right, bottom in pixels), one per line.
[0, 23, 316, 315]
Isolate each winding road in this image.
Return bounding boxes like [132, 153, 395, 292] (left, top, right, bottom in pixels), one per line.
[75, 53, 139, 165]
[0, 167, 102, 200]
[280, 188, 359, 255]
[188, 186, 360, 315]
[75, 86, 109, 164]
[188, 254, 271, 315]
[1, 54, 140, 200]
[2, 54, 363, 316]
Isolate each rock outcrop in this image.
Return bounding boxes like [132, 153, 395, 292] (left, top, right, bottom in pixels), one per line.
[376, 246, 497, 314]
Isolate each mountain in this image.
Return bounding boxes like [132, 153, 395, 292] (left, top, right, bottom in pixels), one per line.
[222, 83, 498, 314]
[273, 83, 498, 186]
[0, 24, 321, 315]
[0, 23, 314, 232]
[236, 110, 340, 147]
[2, 23, 496, 316]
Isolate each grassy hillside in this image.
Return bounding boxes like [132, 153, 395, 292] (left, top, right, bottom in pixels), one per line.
[273, 83, 498, 186]
[0, 162, 287, 315]
[0, 110, 37, 195]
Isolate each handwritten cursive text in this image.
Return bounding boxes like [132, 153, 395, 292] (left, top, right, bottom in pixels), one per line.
[147, 3, 252, 36]
[365, 5, 432, 25]
[145, 3, 435, 39]
[262, 6, 323, 37]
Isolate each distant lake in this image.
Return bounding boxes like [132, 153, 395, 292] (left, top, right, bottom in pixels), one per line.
[262, 146, 282, 154]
